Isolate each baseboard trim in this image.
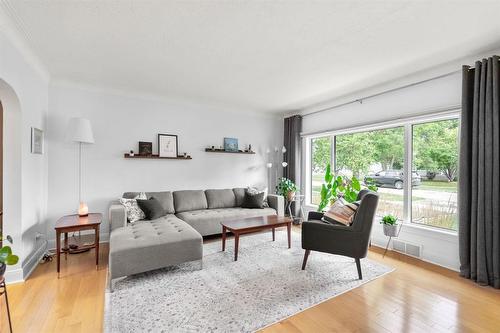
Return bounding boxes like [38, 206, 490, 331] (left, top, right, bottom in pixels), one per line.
[23, 242, 48, 280]
[4, 268, 23, 283]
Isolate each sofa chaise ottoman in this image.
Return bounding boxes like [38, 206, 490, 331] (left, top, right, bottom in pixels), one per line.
[108, 188, 284, 285]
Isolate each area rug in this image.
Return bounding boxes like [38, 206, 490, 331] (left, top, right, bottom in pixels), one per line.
[104, 231, 393, 333]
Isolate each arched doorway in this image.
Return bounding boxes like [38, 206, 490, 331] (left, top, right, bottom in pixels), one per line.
[0, 79, 23, 280]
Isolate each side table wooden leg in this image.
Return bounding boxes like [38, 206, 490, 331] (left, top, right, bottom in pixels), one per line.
[95, 225, 100, 268]
[221, 226, 226, 251]
[56, 230, 61, 277]
[64, 232, 68, 260]
[272, 227, 275, 241]
[287, 223, 291, 249]
[234, 233, 239, 261]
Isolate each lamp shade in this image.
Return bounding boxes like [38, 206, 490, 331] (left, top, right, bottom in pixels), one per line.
[67, 117, 94, 143]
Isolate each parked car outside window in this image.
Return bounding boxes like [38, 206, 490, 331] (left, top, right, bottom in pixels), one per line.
[364, 170, 421, 189]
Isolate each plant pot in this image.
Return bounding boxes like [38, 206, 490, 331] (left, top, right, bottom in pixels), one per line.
[383, 224, 398, 237]
[287, 191, 296, 201]
[0, 262, 6, 278]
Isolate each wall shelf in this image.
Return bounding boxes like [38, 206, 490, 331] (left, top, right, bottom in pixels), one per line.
[124, 153, 192, 160]
[204, 148, 255, 154]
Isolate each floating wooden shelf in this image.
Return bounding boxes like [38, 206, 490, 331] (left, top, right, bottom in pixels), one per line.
[204, 148, 255, 154]
[124, 153, 192, 160]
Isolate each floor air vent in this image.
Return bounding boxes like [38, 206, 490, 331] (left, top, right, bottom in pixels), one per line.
[392, 239, 422, 258]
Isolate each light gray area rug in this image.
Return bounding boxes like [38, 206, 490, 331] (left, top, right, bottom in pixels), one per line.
[104, 231, 393, 333]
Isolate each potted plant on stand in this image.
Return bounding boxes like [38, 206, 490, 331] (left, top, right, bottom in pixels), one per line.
[380, 214, 401, 257]
[0, 234, 18, 332]
[0, 235, 19, 278]
[276, 177, 298, 201]
[381, 214, 398, 237]
[276, 177, 299, 220]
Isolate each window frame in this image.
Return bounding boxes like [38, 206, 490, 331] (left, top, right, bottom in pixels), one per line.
[304, 110, 460, 233]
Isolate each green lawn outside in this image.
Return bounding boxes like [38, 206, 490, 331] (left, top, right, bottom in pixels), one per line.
[419, 180, 457, 192]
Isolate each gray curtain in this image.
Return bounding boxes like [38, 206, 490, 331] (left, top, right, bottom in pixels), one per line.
[459, 56, 500, 289]
[283, 115, 302, 184]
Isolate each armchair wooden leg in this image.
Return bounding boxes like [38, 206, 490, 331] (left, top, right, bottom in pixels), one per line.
[355, 258, 362, 280]
[302, 250, 311, 270]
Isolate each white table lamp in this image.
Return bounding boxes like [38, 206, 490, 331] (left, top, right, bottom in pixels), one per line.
[67, 117, 94, 216]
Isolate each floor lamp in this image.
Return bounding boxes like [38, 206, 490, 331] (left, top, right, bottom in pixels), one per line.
[67, 117, 94, 217]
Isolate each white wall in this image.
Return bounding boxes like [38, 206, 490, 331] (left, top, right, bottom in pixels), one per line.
[46, 83, 283, 241]
[0, 29, 49, 282]
[301, 71, 462, 271]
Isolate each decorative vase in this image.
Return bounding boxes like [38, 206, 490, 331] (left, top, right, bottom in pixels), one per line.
[287, 191, 295, 201]
[383, 224, 398, 237]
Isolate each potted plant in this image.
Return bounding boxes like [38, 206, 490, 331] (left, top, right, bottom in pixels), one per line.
[381, 214, 399, 237]
[276, 177, 298, 201]
[317, 163, 378, 212]
[0, 235, 19, 278]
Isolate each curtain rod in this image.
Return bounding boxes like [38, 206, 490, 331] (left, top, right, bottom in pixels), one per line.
[301, 69, 462, 118]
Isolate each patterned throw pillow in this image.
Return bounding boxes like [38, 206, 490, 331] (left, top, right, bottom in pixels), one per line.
[119, 192, 147, 223]
[247, 187, 269, 207]
[322, 199, 360, 226]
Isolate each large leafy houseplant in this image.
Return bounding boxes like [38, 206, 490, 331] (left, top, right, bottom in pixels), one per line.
[0, 235, 19, 277]
[276, 177, 298, 200]
[317, 163, 377, 212]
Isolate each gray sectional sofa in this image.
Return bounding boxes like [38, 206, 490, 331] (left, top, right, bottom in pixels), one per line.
[108, 188, 284, 283]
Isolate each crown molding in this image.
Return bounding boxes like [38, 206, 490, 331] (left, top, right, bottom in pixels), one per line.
[0, 1, 50, 83]
[50, 78, 282, 120]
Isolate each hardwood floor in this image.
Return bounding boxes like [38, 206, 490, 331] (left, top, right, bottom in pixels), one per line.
[1, 233, 499, 333]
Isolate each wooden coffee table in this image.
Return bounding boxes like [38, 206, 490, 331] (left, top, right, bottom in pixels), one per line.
[221, 215, 293, 261]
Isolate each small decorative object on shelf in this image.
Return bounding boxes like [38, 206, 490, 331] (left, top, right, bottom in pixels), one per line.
[248, 144, 252, 152]
[139, 141, 153, 156]
[224, 137, 238, 152]
[183, 152, 187, 158]
[124, 153, 192, 159]
[129, 150, 134, 157]
[204, 148, 255, 154]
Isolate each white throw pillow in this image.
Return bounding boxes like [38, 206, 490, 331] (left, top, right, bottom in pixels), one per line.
[247, 187, 269, 207]
[119, 192, 147, 223]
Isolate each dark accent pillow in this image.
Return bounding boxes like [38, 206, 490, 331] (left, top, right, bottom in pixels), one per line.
[241, 191, 265, 209]
[136, 197, 166, 220]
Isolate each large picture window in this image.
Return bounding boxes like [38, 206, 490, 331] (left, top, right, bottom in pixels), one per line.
[306, 113, 459, 232]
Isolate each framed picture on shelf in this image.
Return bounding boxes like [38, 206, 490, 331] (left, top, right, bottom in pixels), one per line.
[31, 127, 44, 154]
[138, 141, 153, 156]
[158, 134, 178, 158]
[224, 137, 238, 152]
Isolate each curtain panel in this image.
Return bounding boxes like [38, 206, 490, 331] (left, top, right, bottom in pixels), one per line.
[459, 56, 500, 288]
[283, 115, 302, 184]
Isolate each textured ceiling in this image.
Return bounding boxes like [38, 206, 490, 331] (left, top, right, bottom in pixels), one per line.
[3, 1, 500, 113]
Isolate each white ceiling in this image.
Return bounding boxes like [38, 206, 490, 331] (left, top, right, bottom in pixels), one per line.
[3, 1, 500, 113]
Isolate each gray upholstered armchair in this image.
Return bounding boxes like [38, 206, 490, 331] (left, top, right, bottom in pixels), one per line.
[301, 189, 379, 279]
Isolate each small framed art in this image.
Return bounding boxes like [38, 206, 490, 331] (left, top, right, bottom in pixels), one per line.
[224, 137, 238, 152]
[158, 134, 178, 158]
[31, 127, 44, 154]
[138, 141, 153, 156]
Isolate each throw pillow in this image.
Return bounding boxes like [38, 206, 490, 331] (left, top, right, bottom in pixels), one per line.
[246, 186, 269, 207]
[322, 199, 360, 226]
[136, 197, 166, 220]
[241, 191, 265, 209]
[119, 192, 147, 223]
